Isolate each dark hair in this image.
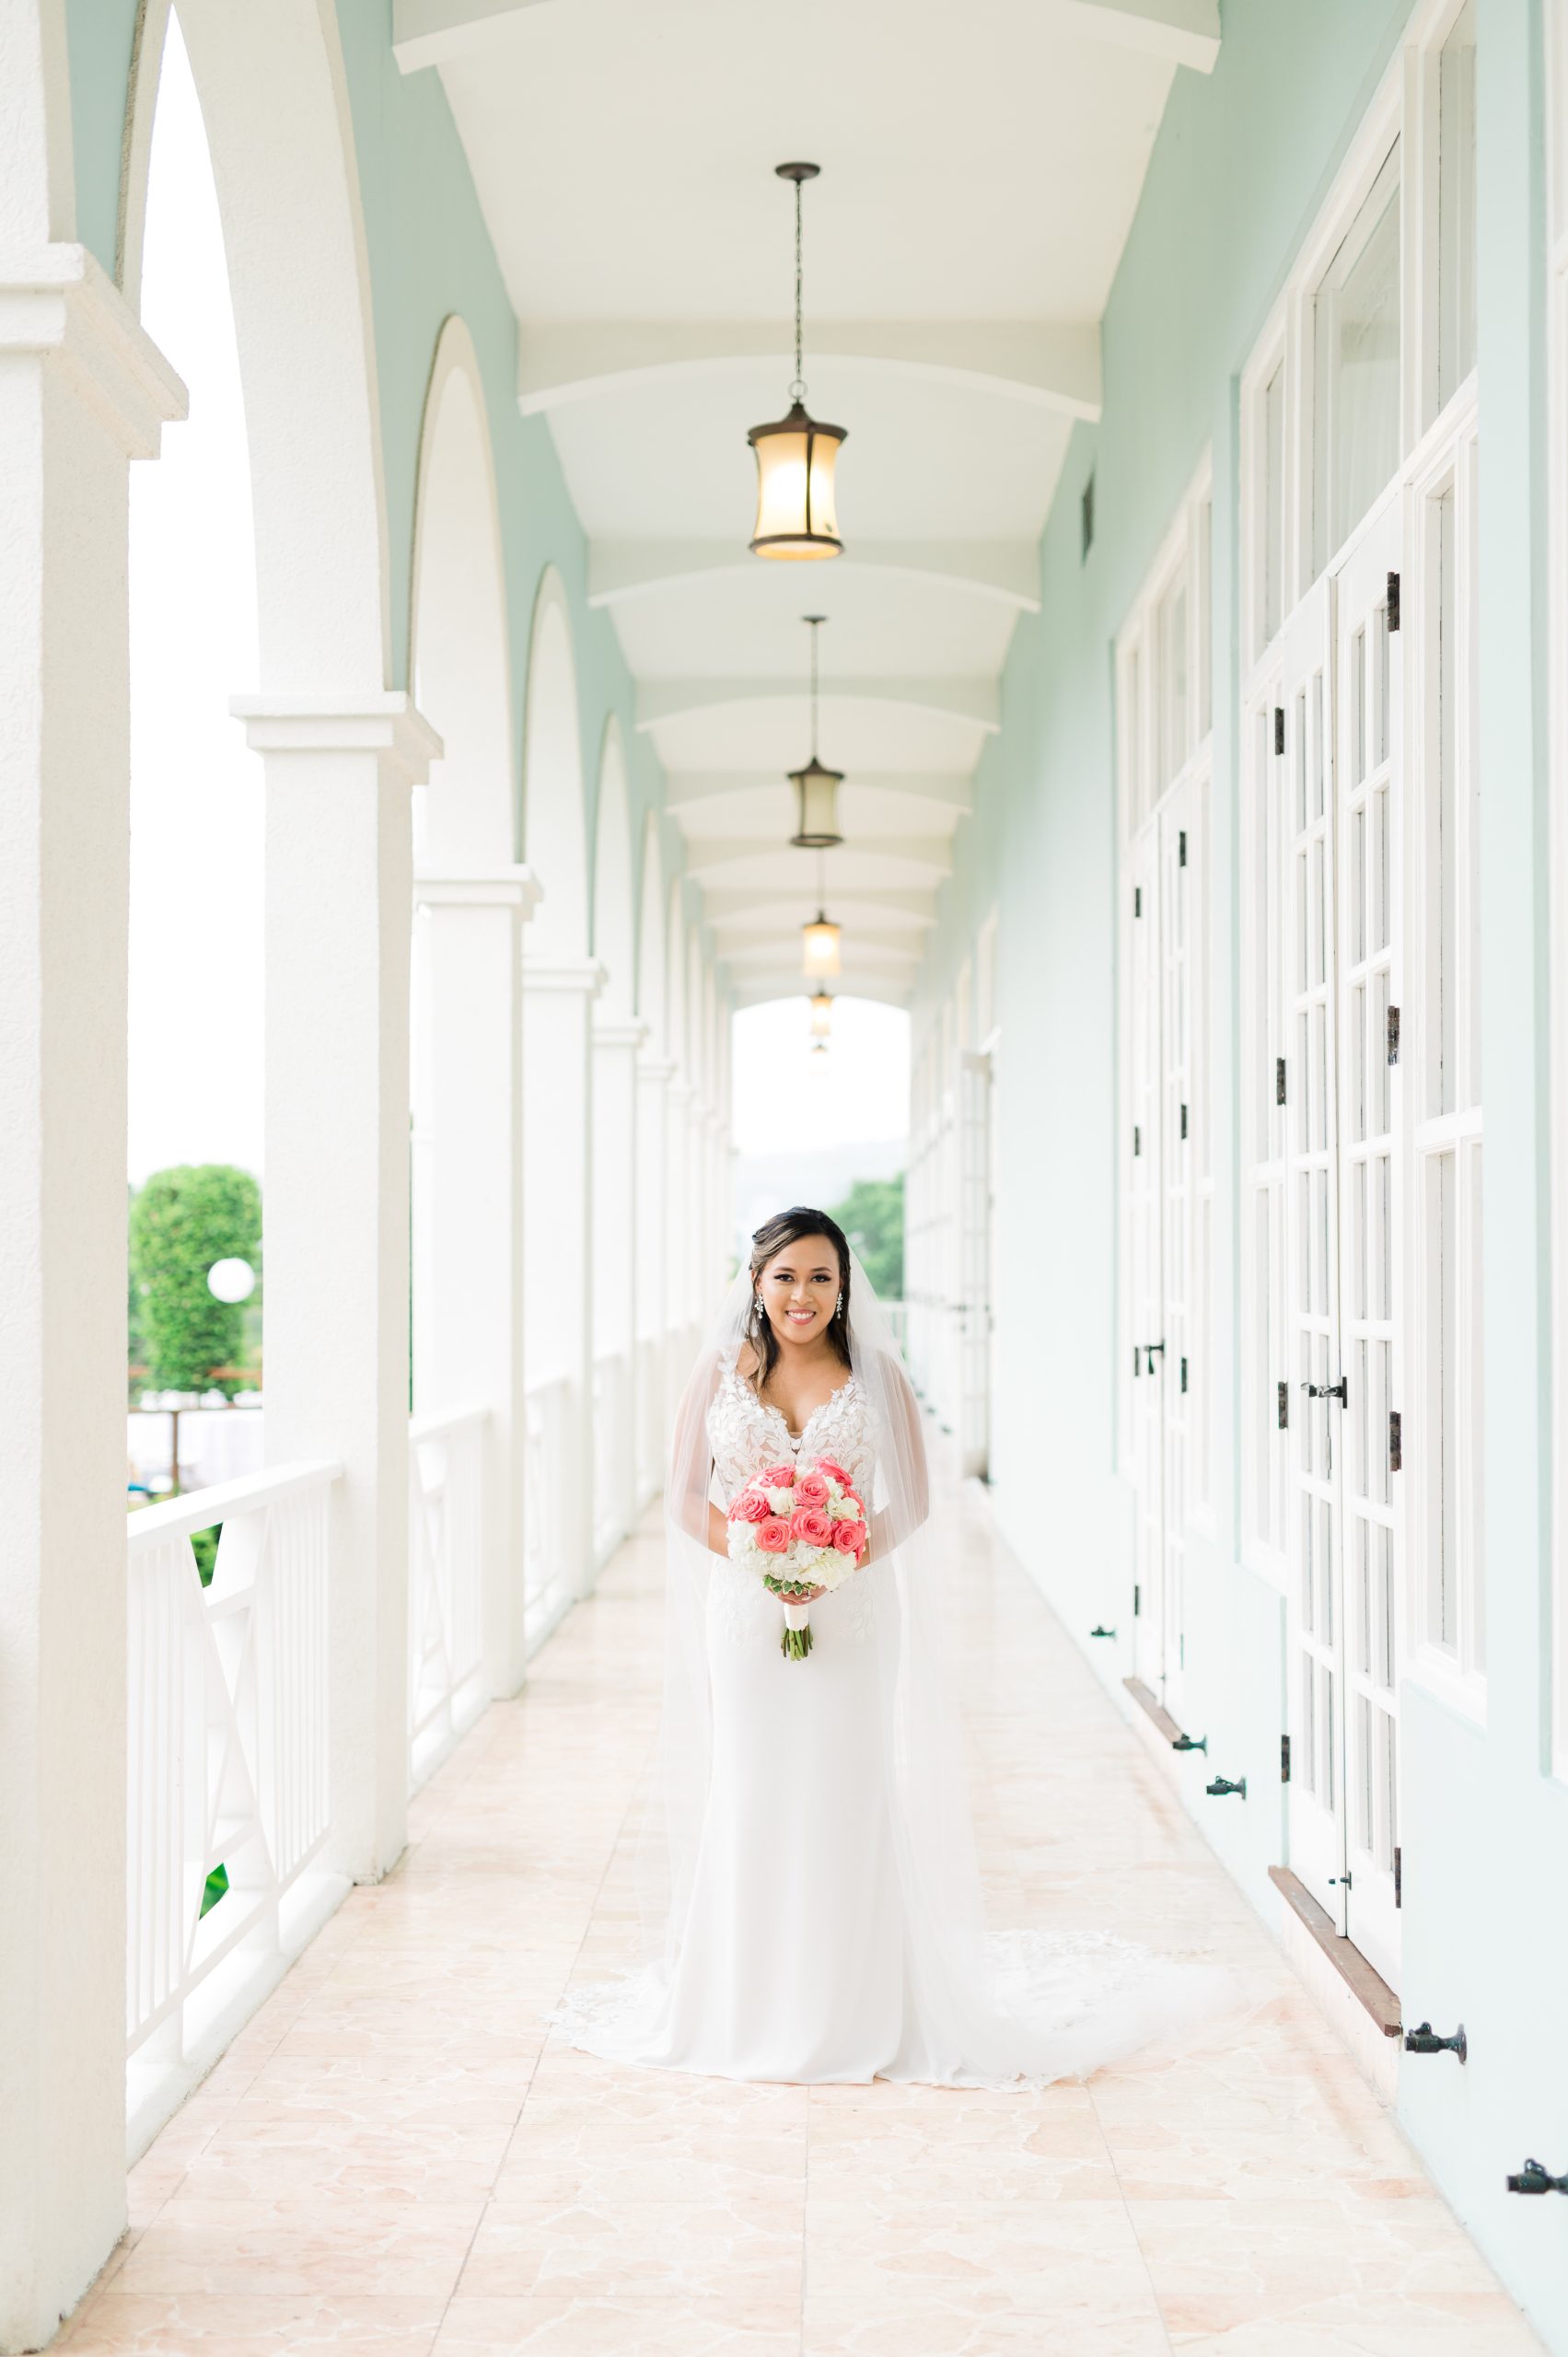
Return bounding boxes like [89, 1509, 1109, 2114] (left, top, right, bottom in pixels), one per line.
[746, 1206, 853, 1391]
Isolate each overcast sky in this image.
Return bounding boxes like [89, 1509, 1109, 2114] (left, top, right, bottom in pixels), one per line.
[129, 17, 910, 1193]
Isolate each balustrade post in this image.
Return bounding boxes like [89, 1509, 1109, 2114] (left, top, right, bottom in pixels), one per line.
[592, 1016, 645, 1559]
[233, 694, 439, 1887]
[522, 958, 605, 1601]
[412, 867, 540, 1695]
[0, 233, 184, 2346]
[635, 1054, 677, 1504]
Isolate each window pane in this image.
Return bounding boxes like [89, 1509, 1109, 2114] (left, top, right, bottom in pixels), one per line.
[1264, 365, 1284, 643]
[1438, 1, 1478, 411]
[1314, 145, 1401, 571]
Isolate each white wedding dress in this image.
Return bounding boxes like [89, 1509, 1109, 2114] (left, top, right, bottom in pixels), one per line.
[554, 1291, 1239, 2089]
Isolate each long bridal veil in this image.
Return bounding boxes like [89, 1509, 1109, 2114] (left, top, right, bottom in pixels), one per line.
[563, 1247, 1241, 2088]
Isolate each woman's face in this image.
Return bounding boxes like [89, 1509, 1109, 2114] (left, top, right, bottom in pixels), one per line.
[755, 1234, 841, 1351]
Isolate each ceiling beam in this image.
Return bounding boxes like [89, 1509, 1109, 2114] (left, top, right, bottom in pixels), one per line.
[727, 975, 914, 1013]
[683, 836, 953, 883]
[1061, 0, 1221, 74]
[398, 0, 1218, 78]
[392, 0, 551, 69]
[717, 940, 922, 974]
[517, 321, 1100, 421]
[638, 676, 998, 735]
[663, 770, 974, 817]
[704, 891, 935, 931]
[588, 540, 1040, 616]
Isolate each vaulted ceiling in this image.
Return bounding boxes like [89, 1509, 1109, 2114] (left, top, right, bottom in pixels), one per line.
[394, 0, 1220, 1008]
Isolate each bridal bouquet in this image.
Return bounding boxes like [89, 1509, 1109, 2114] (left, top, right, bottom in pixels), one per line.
[726, 1456, 869, 1660]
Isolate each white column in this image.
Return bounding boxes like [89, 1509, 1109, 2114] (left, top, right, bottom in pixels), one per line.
[233, 695, 439, 1886]
[592, 1016, 645, 1559]
[523, 958, 605, 1603]
[635, 1055, 676, 1503]
[412, 866, 540, 1694]
[0, 243, 183, 2349]
[665, 1077, 695, 1399]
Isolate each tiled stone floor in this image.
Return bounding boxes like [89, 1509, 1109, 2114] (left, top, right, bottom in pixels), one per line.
[62, 1482, 1542, 2354]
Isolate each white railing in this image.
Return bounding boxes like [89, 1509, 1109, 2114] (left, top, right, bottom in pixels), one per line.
[591, 1349, 632, 1570]
[126, 1459, 342, 2154]
[408, 1406, 489, 1795]
[523, 1375, 573, 1655]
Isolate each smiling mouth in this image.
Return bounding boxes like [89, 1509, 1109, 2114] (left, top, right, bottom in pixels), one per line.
[786, 1308, 816, 1324]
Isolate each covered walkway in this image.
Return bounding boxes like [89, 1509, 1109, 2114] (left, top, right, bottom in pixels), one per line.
[70, 1477, 1537, 2357]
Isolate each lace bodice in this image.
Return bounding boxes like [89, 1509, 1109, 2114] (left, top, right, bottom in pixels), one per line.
[708, 1356, 875, 1505]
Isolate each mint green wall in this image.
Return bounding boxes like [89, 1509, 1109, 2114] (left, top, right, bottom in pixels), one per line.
[64, 0, 700, 994]
[915, 2, 1568, 2348]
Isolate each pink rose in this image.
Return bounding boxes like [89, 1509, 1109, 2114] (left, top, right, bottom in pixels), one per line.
[756, 1516, 792, 1554]
[831, 1518, 866, 1557]
[729, 1488, 770, 1523]
[814, 1457, 853, 1486]
[761, 1463, 796, 1490]
[794, 1470, 830, 1507]
[790, 1505, 834, 1549]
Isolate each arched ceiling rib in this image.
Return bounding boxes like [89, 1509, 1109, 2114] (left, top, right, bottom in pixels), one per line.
[401, 0, 1214, 1007]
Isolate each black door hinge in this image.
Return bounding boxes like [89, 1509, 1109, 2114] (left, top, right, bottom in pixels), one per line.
[1387, 1004, 1400, 1066]
[1133, 1583, 1142, 1617]
[1275, 1056, 1287, 1106]
[1133, 1124, 1142, 1157]
[1281, 1734, 1291, 1783]
[1388, 570, 1401, 633]
[1179, 1355, 1189, 1394]
[1134, 885, 1142, 917]
[1180, 1101, 1189, 1139]
[1273, 706, 1285, 757]
[1394, 1845, 1402, 1907]
[1179, 830, 1188, 867]
[1277, 1380, 1289, 1431]
[1389, 1410, 1402, 1473]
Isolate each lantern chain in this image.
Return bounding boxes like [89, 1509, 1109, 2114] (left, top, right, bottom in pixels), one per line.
[791, 174, 806, 402]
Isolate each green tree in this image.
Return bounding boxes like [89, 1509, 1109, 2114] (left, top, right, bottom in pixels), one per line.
[130, 1165, 261, 1398]
[830, 1175, 905, 1299]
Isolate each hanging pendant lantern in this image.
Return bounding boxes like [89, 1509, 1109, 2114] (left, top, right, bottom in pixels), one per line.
[789, 616, 844, 848]
[809, 989, 833, 1039]
[749, 164, 846, 561]
[802, 911, 841, 979]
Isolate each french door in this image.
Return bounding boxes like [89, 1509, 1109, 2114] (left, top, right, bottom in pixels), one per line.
[1127, 783, 1195, 1707]
[1281, 493, 1404, 1989]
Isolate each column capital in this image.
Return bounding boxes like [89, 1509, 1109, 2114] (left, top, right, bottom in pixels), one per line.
[638, 1054, 679, 1083]
[523, 955, 608, 997]
[594, 1016, 648, 1050]
[230, 692, 442, 784]
[0, 242, 186, 456]
[414, 864, 541, 914]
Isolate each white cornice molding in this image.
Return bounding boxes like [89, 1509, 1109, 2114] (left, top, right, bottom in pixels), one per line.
[522, 954, 608, 995]
[0, 243, 186, 457]
[636, 1053, 679, 1082]
[593, 1016, 648, 1048]
[413, 864, 541, 913]
[231, 692, 443, 785]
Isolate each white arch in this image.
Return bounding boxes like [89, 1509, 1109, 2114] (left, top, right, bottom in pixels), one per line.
[523, 569, 588, 958]
[124, 0, 389, 689]
[411, 318, 514, 869]
[636, 811, 666, 1051]
[591, 718, 634, 1018]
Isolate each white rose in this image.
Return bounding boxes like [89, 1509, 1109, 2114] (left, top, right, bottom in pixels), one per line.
[830, 1496, 861, 1522]
[766, 1487, 795, 1515]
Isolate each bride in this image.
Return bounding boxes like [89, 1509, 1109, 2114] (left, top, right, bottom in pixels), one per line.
[556, 1204, 1234, 2087]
